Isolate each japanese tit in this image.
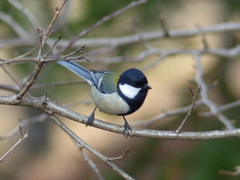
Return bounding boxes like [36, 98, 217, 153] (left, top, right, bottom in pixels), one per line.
[57, 60, 151, 136]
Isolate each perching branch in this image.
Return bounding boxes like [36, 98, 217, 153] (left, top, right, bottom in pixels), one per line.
[0, 95, 240, 140]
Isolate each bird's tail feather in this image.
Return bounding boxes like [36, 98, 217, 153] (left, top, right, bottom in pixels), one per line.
[57, 61, 93, 85]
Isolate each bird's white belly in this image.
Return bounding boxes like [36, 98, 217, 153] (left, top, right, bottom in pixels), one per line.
[91, 87, 129, 115]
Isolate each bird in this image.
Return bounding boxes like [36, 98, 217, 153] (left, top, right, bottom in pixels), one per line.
[57, 60, 151, 137]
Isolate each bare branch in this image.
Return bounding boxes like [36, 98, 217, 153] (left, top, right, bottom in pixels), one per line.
[194, 53, 235, 129]
[0, 120, 31, 162]
[54, 22, 240, 49]
[0, 11, 27, 37]
[56, 0, 149, 55]
[30, 80, 87, 89]
[43, 34, 62, 59]
[176, 86, 202, 133]
[49, 115, 135, 180]
[41, 0, 68, 48]
[57, 45, 86, 60]
[201, 100, 240, 117]
[0, 95, 240, 140]
[219, 166, 240, 176]
[16, 62, 44, 100]
[2, 21, 240, 51]
[1, 42, 240, 67]
[0, 84, 20, 93]
[132, 100, 203, 127]
[0, 114, 46, 140]
[7, 0, 41, 28]
[75, 143, 105, 180]
[1, 66, 31, 97]
[159, 18, 169, 37]
[108, 150, 130, 161]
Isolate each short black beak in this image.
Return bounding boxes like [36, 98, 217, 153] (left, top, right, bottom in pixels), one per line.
[144, 84, 152, 89]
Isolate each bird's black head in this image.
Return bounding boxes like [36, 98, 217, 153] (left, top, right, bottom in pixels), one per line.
[117, 68, 151, 115]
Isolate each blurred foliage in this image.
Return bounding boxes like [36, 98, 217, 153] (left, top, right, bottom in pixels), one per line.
[224, 0, 240, 12]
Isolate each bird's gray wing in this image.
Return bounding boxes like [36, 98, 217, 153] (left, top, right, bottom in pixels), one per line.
[90, 70, 119, 94]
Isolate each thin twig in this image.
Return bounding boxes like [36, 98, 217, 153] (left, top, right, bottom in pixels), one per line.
[131, 100, 203, 127]
[108, 150, 130, 161]
[16, 62, 44, 100]
[219, 166, 240, 176]
[75, 143, 105, 180]
[200, 100, 240, 117]
[17, 29, 55, 60]
[37, 28, 44, 58]
[15, 43, 40, 59]
[176, 86, 202, 133]
[44, 34, 62, 59]
[159, 18, 169, 37]
[1, 66, 31, 97]
[7, 0, 42, 28]
[41, 0, 68, 48]
[16, 1, 68, 100]
[3, 21, 240, 50]
[0, 84, 19, 93]
[0, 114, 46, 140]
[0, 120, 31, 162]
[0, 11, 27, 37]
[133, 22, 153, 50]
[56, 0, 149, 55]
[36, 0, 68, 59]
[57, 45, 86, 60]
[31, 80, 87, 89]
[194, 53, 235, 129]
[2, 43, 240, 67]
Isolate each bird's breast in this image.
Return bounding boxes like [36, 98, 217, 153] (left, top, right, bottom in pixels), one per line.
[91, 87, 130, 115]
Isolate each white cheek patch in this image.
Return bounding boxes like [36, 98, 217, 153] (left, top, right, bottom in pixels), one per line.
[119, 84, 141, 99]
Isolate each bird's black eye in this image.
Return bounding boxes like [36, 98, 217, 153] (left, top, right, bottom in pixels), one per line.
[131, 82, 137, 87]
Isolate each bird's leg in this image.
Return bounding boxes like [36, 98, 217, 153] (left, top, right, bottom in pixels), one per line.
[86, 106, 97, 127]
[122, 116, 132, 138]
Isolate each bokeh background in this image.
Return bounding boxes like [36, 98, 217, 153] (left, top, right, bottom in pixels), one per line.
[1, 0, 240, 179]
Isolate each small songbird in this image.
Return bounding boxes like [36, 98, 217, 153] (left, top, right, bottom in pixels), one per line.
[57, 60, 151, 136]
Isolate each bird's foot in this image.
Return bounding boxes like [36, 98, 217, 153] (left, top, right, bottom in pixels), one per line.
[86, 111, 95, 127]
[123, 121, 132, 138]
[86, 107, 97, 127]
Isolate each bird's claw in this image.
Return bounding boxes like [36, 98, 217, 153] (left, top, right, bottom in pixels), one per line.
[86, 112, 95, 127]
[86, 107, 97, 127]
[123, 121, 132, 138]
